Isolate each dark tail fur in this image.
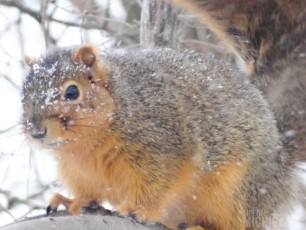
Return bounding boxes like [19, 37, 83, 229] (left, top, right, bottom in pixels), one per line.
[170, 0, 306, 161]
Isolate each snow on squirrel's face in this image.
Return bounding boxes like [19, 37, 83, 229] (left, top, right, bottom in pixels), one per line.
[22, 45, 114, 156]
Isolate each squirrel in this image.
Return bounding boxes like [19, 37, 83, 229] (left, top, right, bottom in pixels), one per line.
[22, 44, 293, 230]
[168, 0, 306, 162]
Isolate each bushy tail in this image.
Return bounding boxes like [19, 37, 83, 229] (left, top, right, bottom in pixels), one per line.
[170, 0, 306, 162]
[170, 0, 306, 75]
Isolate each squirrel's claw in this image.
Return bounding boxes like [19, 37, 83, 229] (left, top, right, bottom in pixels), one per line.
[47, 192, 73, 215]
[46, 204, 58, 215]
[46, 205, 52, 215]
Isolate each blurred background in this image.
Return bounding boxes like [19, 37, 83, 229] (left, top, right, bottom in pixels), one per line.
[0, 0, 304, 228]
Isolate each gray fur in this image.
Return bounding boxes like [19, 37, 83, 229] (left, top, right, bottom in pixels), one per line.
[103, 48, 292, 219]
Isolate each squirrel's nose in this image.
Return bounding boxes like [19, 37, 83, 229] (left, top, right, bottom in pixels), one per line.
[27, 114, 47, 139]
[30, 127, 47, 139]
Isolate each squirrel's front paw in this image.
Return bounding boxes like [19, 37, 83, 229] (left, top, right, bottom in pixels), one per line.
[116, 205, 145, 223]
[130, 208, 157, 226]
[116, 204, 156, 225]
[47, 193, 81, 215]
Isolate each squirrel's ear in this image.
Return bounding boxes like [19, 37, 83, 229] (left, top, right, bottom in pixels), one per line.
[24, 55, 36, 66]
[72, 44, 99, 67]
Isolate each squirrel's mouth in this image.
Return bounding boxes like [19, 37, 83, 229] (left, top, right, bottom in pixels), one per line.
[45, 140, 65, 147]
[38, 137, 73, 149]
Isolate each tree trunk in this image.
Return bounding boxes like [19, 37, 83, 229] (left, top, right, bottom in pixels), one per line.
[1, 209, 169, 230]
[140, 0, 178, 48]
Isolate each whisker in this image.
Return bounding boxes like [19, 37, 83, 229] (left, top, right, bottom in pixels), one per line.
[0, 132, 25, 141]
[0, 126, 24, 133]
[0, 124, 23, 135]
[0, 131, 24, 138]
[18, 136, 30, 151]
[0, 135, 28, 156]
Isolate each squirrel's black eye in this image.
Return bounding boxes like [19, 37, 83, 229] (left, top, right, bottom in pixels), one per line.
[64, 85, 79, 100]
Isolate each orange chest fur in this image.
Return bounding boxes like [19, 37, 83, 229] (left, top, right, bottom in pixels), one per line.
[54, 134, 248, 229]
[55, 135, 144, 206]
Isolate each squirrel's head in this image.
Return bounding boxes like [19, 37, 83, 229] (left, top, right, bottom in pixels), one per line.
[22, 44, 114, 156]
